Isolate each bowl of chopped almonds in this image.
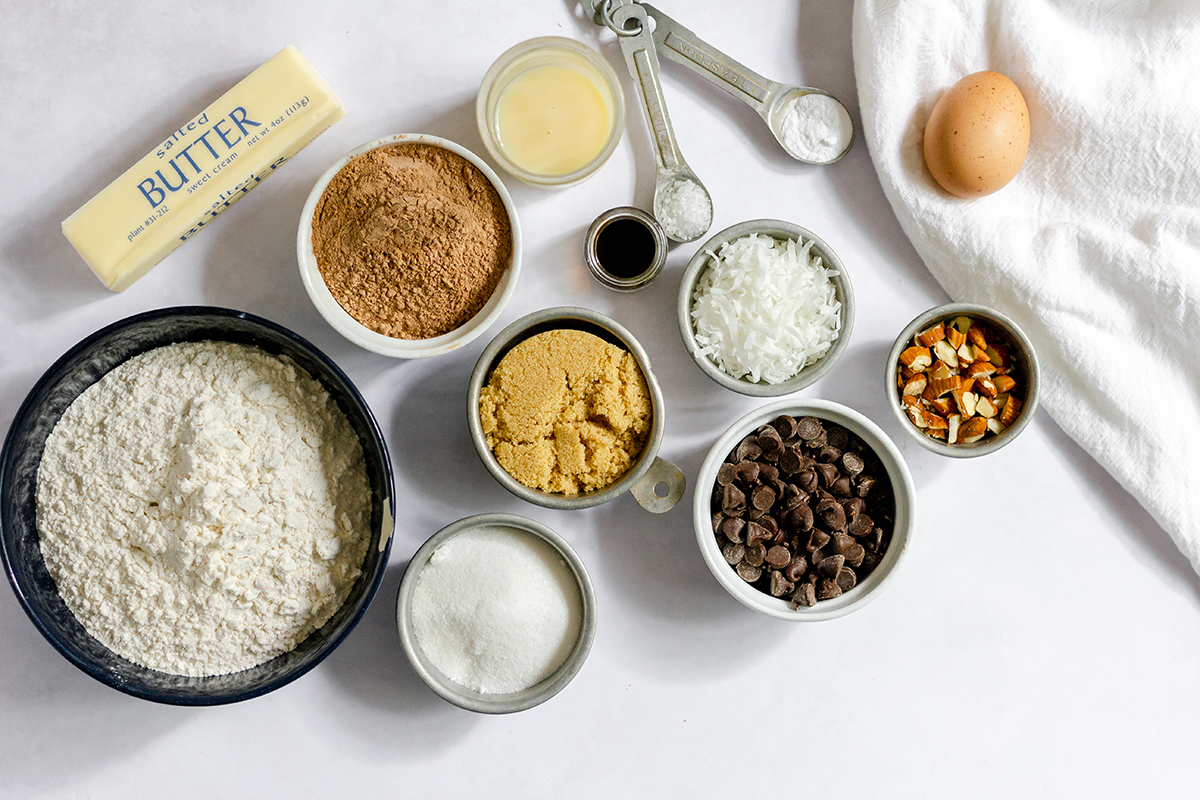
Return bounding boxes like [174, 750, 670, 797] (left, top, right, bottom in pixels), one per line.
[886, 303, 1039, 457]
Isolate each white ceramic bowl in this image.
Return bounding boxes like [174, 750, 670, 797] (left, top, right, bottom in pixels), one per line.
[297, 134, 522, 358]
[694, 399, 914, 621]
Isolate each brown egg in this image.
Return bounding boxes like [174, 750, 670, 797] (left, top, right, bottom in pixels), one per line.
[923, 71, 1030, 198]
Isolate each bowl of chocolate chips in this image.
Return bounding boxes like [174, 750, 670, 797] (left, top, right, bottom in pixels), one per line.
[694, 399, 915, 620]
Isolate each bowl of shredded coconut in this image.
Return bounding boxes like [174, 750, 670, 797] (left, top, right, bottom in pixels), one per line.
[677, 220, 855, 396]
[0, 307, 395, 704]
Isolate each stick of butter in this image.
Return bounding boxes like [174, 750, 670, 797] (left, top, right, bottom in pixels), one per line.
[62, 45, 345, 291]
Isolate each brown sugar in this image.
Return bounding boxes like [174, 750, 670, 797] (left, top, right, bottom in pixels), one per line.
[479, 329, 652, 494]
[311, 142, 512, 339]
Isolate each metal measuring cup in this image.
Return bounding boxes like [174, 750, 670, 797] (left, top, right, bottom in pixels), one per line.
[467, 306, 686, 514]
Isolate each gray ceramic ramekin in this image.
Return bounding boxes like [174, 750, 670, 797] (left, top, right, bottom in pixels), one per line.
[396, 513, 596, 714]
[886, 302, 1039, 457]
[467, 307, 685, 513]
[677, 219, 855, 397]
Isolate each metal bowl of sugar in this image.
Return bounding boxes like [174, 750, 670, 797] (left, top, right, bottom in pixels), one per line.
[0, 307, 395, 705]
[677, 219, 856, 397]
[396, 513, 596, 714]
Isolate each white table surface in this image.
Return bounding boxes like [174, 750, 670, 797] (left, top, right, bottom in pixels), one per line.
[2, 2, 1198, 797]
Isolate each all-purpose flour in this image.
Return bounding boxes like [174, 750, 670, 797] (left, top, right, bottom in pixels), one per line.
[36, 341, 372, 677]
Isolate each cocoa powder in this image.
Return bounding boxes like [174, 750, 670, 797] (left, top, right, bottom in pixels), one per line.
[311, 142, 512, 339]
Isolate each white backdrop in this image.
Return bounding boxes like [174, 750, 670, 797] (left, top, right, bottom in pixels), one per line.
[1, 1, 1197, 797]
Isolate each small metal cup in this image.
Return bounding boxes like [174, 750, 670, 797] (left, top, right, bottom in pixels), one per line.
[584, 207, 668, 292]
[467, 307, 685, 512]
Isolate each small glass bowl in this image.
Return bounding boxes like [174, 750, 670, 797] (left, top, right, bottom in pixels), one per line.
[476, 37, 625, 188]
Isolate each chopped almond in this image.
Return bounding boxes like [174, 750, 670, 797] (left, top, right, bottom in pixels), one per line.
[947, 414, 962, 444]
[976, 396, 998, 418]
[959, 416, 988, 443]
[946, 326, 967, 350]
[967, 326, 988, 350]
[933, 339, 959, 368]
[965, 360, 997, 379]
[993, 374, 1017, 393]
[903, 374, 927, 396]
[915, 322, 946, 347]
[976, 377, 998, 398]
[999, 395, 1023, 426]
[899, 345, 932, 372]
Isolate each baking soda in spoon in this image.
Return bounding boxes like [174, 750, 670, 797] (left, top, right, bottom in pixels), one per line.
[410, 526, 582, 694]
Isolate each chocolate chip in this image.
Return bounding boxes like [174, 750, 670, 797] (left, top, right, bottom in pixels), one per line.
[746, 505, 766, 520]
[855, 475, 876, 497]
[806, 529, 831, 553]
[773, 415, 799, 439]
[815, 497, 846, 531]
[769, 570, 794, 597]
[744, 543, 767, 567]
[864, 527, 884, 552]
[757, 426, 783, 455]
[785, 503, 814, 532]
[843, 544, 865, 568]
[779, 484, 805, 513]
[750, 484, 775, 512]
[831, 476, 853, 497]
[841, 452, 865, 476]
[736, 437, 762, 462]
[810, 544, 834, 565]
[717, 462, 737, 486]
[816, 578, 843, 600]
[735, 461, 760, 484]
[842, 497, 865, 522]
[819, 446, 842, 464]
[833, 533, 856, 555]
[778, 447, 802, 474]
[818, 554, 845, 578]
[723, 543, 745, 565]
[721, 516, 746, 543]
[746, 521, 771, 547]
[827, 426, 849, 450]
[792, 583, 817, 608]
[736, 563, 762, 583]
[816, 463, 840, 487]
[798, 469, 819, 493]
[796, 417, 824, 441]
[835, 567, 857, 593]
[861, 551, 882, 571]
[785, 556, 808, 582]
[848, 514, 873, 537]
[722, 483, 746, 515]
[758, 464, 779, 482]
[712, 512, 725, 534]
[766, 545, 791, 568]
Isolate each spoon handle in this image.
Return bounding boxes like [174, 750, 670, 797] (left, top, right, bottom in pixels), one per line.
[641, 3, 784, 118]
[609, 2, 688, 173]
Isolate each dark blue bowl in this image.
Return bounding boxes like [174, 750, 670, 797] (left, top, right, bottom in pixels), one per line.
[0, 307, 395, 705]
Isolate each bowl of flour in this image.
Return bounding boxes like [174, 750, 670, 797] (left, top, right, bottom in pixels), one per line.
[0, 307, 395, 704]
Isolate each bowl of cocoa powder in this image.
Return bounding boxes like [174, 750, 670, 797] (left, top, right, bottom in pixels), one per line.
[298, 133, 521, 358]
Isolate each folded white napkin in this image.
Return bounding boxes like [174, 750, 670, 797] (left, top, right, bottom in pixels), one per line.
[852, 0, 1200, 571]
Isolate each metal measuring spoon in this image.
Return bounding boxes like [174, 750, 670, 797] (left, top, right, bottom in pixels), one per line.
[641, 3, 855, 165]
[594, 0, 713, 243]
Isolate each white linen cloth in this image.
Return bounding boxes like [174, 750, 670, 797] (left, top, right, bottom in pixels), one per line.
[852, 0, 1200, 572]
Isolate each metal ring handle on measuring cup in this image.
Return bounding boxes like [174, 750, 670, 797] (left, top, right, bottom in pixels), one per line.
[600, 0, 643, 37]
[629, 456, 686, 513]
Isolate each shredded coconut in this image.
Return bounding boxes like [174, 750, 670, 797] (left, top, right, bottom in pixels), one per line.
[779, 92, 853, 162]
[657, 177, 712, 240]
[690, 232, 842, 384]
[36, 341, 371, 677]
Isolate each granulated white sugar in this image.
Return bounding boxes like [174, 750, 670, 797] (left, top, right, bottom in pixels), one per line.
[410, 526, 582, 694]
